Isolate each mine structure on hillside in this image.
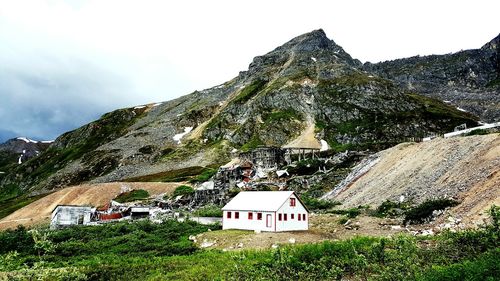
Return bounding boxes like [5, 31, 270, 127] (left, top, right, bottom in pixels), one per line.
[187, 145, 331, 209]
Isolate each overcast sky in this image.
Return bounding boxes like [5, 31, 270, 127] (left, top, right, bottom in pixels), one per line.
[0, 0, 499, 142]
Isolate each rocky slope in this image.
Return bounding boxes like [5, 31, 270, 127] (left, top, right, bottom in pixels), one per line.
[0, 29, 479, 197]
[0, 138, 52, 173]
[365, 34, 500, 122]
[325, 134, 500, 226]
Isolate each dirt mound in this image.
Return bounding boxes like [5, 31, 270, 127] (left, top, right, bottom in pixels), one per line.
[0, 182, 182, 230]
[330, 134, 499, 226]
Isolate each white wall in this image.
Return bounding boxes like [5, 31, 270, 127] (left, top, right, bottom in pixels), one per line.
[275, 194, 308, 232]
[223, 210, 275, 231]
[222, 194, 308, 232]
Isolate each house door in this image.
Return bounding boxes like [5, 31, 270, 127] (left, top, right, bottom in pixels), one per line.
[266, 214, 272, 228]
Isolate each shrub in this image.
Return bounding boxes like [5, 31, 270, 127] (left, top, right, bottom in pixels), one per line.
[375, 200, 409, 217]
[329, 208, 362, 218]
[302, 195, 339, 211]
[404, 198, 458, 224]
[171, 185, 195, 198]
[114, 189, 149, 203]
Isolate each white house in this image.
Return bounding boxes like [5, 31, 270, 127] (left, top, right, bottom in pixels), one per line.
[50, 205, 94, 229]
[221, 191, 309, 232]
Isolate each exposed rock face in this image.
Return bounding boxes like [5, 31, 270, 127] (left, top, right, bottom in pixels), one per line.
[365, 34, 500, 122]
[0, 29, 481, 195]
[0, 138, 52, 171]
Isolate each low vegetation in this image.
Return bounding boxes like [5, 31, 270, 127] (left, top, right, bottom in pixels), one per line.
[232, 79, 267, 104]
[193, 204, 223, 217]
[0, 206, 498, 280]
[404, 198, 459, 224]
[301, 195, 339, 211]
[124, 165, 218, 182]
[171, 185, 195, 199]
[114, 189, 150, 203]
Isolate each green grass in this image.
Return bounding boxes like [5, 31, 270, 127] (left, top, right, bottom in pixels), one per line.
[1, 207, 498, 280]
[301, 195, 340, 211]
[262, 109, 303, 123]
[171, 185, 195, 198]
[124, 165, 218, 182]
[232, 79, 267, 104]
[240, 135, 264, 152]
[114, 189, 150, 203]
[0, 193, 51, 220]
[189, 168, 217, 183]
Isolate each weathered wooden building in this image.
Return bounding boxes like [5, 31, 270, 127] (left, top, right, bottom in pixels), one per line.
[50, 205, 94, 229]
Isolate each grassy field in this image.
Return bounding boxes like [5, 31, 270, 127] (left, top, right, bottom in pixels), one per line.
[0, 207, 498, 280]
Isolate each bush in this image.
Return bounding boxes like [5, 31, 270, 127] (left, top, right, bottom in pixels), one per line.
[329, 208, 362, 218]
[375, 200, 409, 217]
[114, 189, 149, 203]
[302, 195, 339, 211]
[404, 198, 458, 224]
[0, 225, 35, 255]
[171, 185, 195, 198]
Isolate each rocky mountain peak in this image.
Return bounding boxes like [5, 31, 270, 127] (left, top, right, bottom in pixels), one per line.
[282, 29, 333, 52]
[245, 29, 361, 78]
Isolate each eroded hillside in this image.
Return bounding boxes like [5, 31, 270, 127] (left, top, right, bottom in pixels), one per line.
[326, 134, 500, 226]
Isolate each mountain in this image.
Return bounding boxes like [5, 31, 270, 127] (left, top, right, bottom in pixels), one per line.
[0, 137, 52, 172]
[365, 34, 500, 122]
[0, 29, 479, 196]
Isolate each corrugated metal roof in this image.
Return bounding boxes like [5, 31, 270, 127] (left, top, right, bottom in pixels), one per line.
[222, 191, 295, 212]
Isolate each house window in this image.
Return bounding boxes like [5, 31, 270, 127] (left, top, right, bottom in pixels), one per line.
[291, 214, 294, 219]
[284, 214, 287, 221]
[257, 213, 262, 220]
[235, 212, 239, 219]
[248, 212, 253, 220]
[303, 214, 306, 221]
[298, 214, 301, 221]
[278, 213, 282, 221]
[290, 198, 296, 207]
[227, 212, 231, 219]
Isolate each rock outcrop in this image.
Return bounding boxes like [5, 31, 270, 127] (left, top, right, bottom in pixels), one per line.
[365, 34, 500, 122]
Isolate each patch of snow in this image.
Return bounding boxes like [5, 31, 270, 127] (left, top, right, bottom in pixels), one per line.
[443, 100, 451, 103]
[134, 105, 146, 109]
[172, 127, 194, 144]
[368, 75, 374, 78]
[0, 171, 5, 174]
[152, 102, 162, 107]
[214, 84, 225, 89]
[320, 140, 329, 151]
[18, 155, 22, 164]
[218, 101, 224, 106]
[17, 137, 38, 143]
[456, 107, 467, 112]
[231, 148, 238, 153]
[311, 57, 317, 62]
[40, 140, 54, 144]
